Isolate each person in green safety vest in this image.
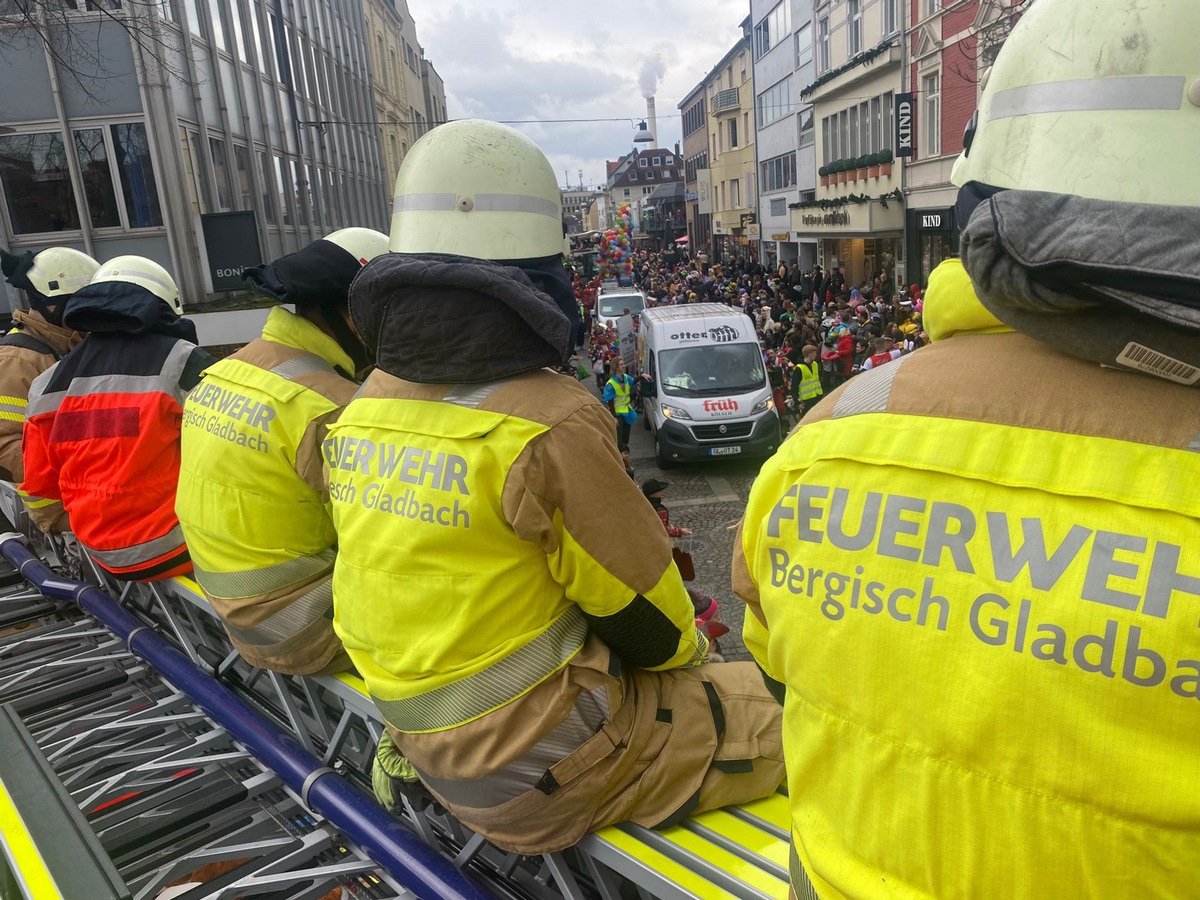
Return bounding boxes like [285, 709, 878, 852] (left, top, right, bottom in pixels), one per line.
[602, 354, 637, 445]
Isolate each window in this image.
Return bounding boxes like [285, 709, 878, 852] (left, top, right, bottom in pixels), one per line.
[623, 188, 630, 197]
[291, 158, 307, 225]
[646, 170, 654, 180]
[849, 105, 859, 157]
[756, 75, 792, 128]
[1, 132, 78, 234]
[234, 144, 252, 209]
[799, 107, 814, 148]
[638, 157, 648, 167]
[182, 0, 204, 38]
[210, 137, 232, 210]
[254, 150, 273, 222]
[664, 154, 673, 163]
[848, 0, 862, 55]
[872, 96, 883, 152]
[795, 22, 812, 69]
[882, 90, 895, 152]
[630, 172, 637, 182]
[729, 177, 740, 209]
[250, 6, 266, 70]
[273, 155, 289, 224]
[728, 118, 738, 149]
[770, 197, 786, 217]
[817, 17, 830, 72]
[229, 0, 248, 62]
[882, 0, 899, 36]
[759, 152, 796, 193]
[389, 49, 398, 92]
[753, 1, 790, 59]
[859, 101, 870, 154]
[270, 15, 290, 81]
[73, 128, 120, 228]
[839, 110, 849, 159]
[925, 0, 941, 15]
[652, 156, 661, 165]
[823, 115, 834, 164]
[664, 169, 673, 178]
[740, 54, 746, 81]
[205, 0, 225, 49]
[378, 35, 386, 84]
[181, 128, 208, 214]
[643, 186, 652, 195]
[923, 72, 941, 156]
[743, 112, 750, 144]
[683, 100, 706, 136]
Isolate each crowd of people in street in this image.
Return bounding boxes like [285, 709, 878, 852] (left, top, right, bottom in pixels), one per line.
[580, 247, 926, 434]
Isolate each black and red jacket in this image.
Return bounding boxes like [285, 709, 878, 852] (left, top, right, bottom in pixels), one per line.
[21, 282, 214, 581]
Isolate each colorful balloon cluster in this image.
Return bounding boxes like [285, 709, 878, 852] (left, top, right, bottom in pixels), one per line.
[600, 203, 635, 278]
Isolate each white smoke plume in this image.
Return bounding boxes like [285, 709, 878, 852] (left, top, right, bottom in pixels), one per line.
[638, 54, 666, 99]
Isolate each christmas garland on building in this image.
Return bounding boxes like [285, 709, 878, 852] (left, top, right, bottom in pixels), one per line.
[788, 188, 905, 211]
[800, 39, 897, 98]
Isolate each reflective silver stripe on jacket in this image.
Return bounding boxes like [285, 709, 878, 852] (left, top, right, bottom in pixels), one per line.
[28, 369, 193, 418]
[393, 192, 559, 219]
[85, 523, 186, 567]
[269, 352, 336, 381]
[831, 353, 910, 419]
[411, 685, 608, 807]
[442, 380, 507, 409]
[193, 547, 336, 599]
[373, 606, 588, 733]
[220, 579, 334, 646]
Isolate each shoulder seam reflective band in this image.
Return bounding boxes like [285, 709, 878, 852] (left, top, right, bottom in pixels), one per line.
[270, 352, 336, 382]
[475, 193, 560, 219]
[85, 523, 186, 568]
[220, 579, 334, 646]
[988, 75, 1185, 120]
[194, 548, 336, 599]
[373, 606, 587, 733]
[832, 353, 909, 418]
[393, 192, 455, 213]
[442, 380, 508, 409]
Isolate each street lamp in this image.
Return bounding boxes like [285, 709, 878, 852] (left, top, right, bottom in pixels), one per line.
[632, 120, 653, 144]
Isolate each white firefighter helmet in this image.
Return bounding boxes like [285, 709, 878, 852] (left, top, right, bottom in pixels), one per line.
[91, 256, 183, 315]
[24, 247, 100, 298]
[323, 227, 389, 266]
[389, 120, 564, 260]
[951, 0, 1200, 206]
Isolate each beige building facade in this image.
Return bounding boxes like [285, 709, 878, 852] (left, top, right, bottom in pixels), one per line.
[706, 36, 757, 263]
[363, 0, 446, 190]
[796, 0, 904, 288]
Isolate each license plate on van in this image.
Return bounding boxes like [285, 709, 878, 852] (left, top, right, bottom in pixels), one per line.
[709, 446, 742, 456]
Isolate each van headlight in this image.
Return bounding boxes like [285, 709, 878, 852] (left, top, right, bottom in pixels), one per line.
[662, 403, 692, 420]
[753, 397, 774, 413]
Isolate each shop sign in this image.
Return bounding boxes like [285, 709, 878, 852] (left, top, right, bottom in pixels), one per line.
[740, 213, 757, 228]
[921, 213, 942, 228]
[714, 221, 726, 235]
[896, 93, 915, 158]
[697, 169, 712, 214]
[771, 232, 790, 241]
[201, 211, 262, 291]
[916, 208, 953, 229]
[799, 211, 850, 227]
[747, 224, 761, 238]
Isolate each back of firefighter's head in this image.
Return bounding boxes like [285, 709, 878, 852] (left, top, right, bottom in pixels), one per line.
[242, 228, 388, 376]
[952, 0, 1200, 211]
[0, 246, 99, 326]
[389, 120, 564, 261]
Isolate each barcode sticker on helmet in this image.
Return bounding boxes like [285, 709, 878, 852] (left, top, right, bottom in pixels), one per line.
[1116, 342, 1200, 386]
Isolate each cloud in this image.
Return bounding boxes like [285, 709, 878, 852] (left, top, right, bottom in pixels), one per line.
[404, 0, 747, 188]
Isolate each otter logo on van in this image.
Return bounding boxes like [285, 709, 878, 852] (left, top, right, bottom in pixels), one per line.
[669, 325, 741, 342]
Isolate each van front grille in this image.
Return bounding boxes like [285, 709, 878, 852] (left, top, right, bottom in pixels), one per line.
[692, 422, 754, 441]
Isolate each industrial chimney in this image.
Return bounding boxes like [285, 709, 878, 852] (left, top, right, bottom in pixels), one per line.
[646, 97, 658, 147]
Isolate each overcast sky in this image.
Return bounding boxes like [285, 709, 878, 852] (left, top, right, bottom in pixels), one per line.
[402, 0, 749, 190]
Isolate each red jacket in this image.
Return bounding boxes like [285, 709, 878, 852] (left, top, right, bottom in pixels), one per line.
[22, 286, 213, 581]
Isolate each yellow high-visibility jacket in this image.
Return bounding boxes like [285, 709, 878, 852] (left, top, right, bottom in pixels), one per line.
[327, 369, 704, 734]
[176, 307, 356, 674]
[736, 259, 1200, 899]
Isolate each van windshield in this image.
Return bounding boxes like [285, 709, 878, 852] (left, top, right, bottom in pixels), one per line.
[658, 344, 765, 396]
[597, 294, 645, 318]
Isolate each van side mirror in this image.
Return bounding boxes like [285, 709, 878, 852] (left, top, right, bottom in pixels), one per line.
[641, 378, 657, 397]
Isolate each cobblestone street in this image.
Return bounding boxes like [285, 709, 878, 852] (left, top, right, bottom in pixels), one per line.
[585, 373, 774, 663]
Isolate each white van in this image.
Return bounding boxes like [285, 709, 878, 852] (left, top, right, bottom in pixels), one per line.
[637, 303, 780, 465]
[595, 285, 646, 331]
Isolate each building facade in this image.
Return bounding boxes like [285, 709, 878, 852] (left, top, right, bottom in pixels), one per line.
[364, 0, 445, 189]
[904, 0, 1028, 288]
[678, 82, 710, 257]
[0, 0, 441, 338]
[603, 146, 683, 234]
[751, 0, 818, 271]
[707, 35, 758, 264]
[796, 0, 904, 289]
[561, 187, 603, 236]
